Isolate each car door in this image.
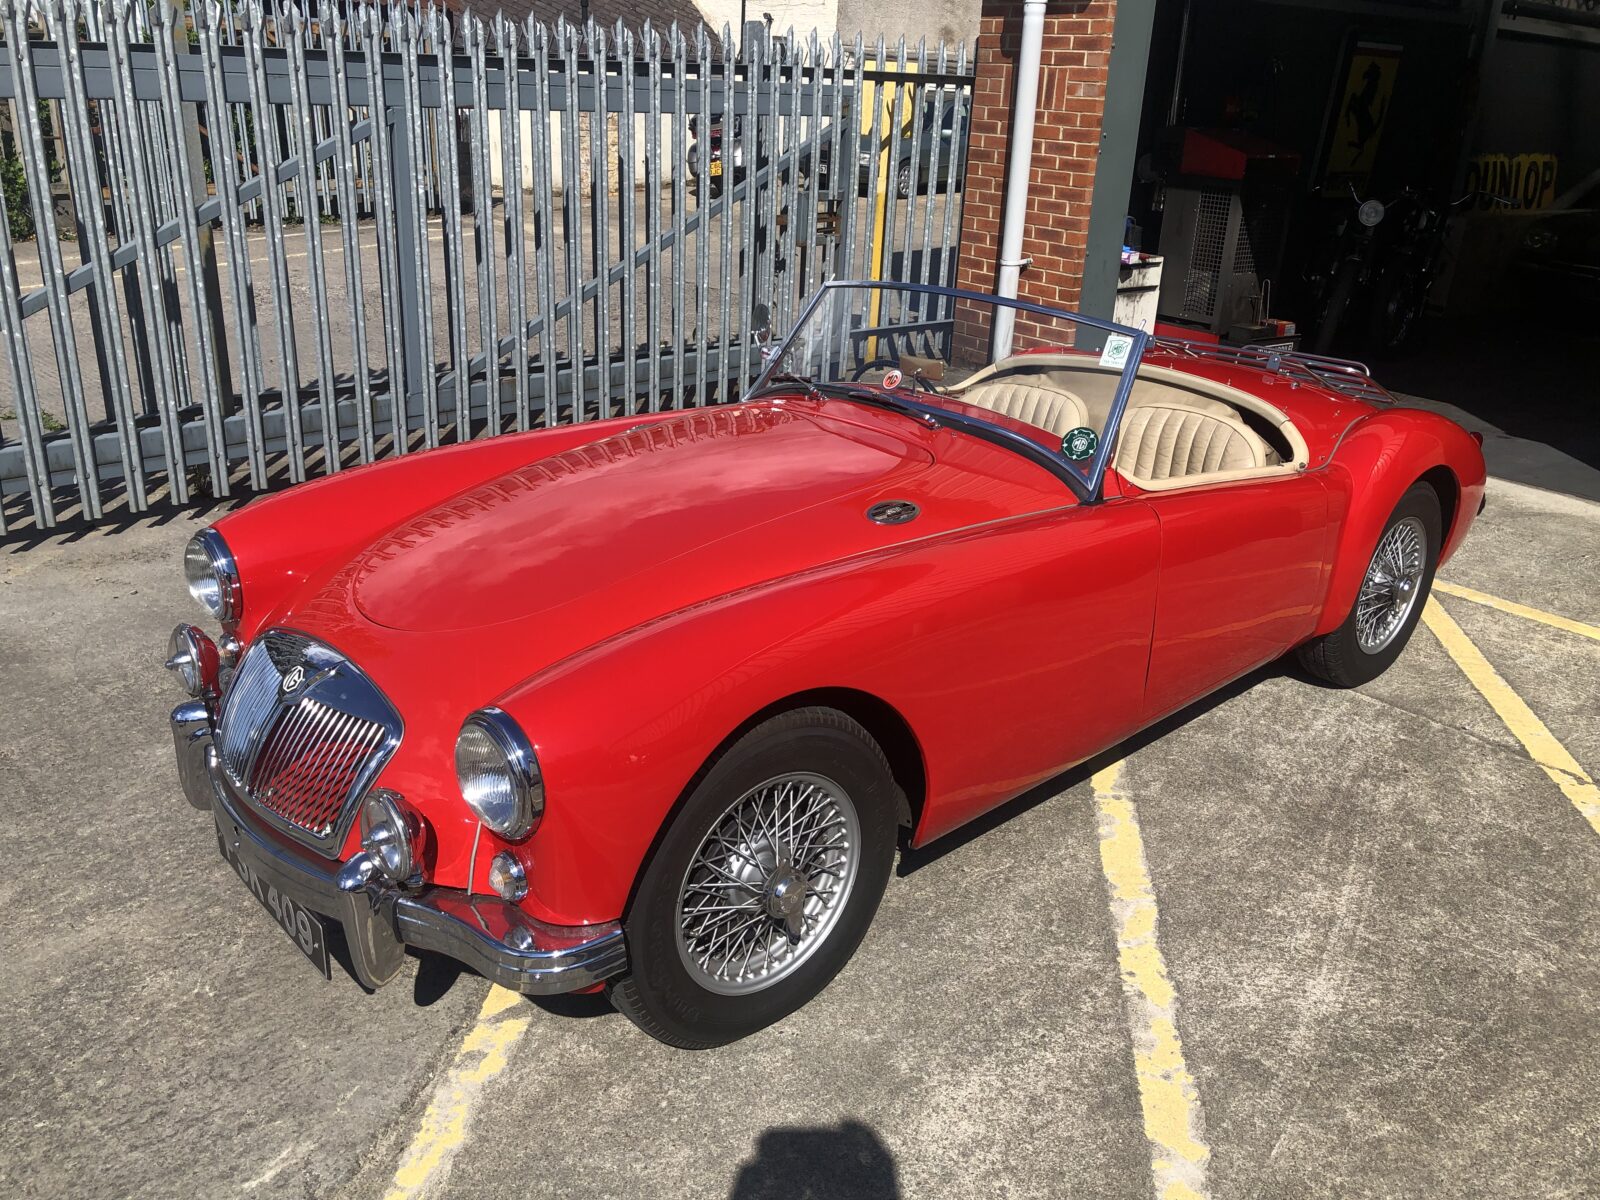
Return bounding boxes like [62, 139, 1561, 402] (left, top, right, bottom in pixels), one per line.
[896, 492, 1163, 843]
[1138, 473, 1333, 721]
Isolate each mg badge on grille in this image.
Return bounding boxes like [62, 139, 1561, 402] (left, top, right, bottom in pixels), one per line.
[281, 664, 306, 694]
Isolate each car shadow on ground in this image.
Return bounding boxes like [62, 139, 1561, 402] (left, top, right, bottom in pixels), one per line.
[404, 949, 618, 1018]
[727, 1119, 900, 1200]
[897, 661, 1286, 877]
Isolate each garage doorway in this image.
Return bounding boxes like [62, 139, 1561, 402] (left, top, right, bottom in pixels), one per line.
[1113, 0, 1599, 499]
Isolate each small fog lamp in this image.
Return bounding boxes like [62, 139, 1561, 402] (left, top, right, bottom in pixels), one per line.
[166, 623, 219, 698]
[488, 852, 528, 902]
[360, 790, 420, 885]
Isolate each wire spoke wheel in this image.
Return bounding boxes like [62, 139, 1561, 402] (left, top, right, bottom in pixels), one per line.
[1355, 515, 1427, 654]
[675, 772, 861, 996]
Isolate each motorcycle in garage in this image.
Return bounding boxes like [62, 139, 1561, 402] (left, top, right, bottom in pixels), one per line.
[1306, 186, 1502, 357]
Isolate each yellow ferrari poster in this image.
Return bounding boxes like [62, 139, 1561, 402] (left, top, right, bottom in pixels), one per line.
[1326, 43, 1400, 185]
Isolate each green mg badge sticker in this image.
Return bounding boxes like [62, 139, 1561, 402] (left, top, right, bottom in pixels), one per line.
[1098, 333, 1134, 370]
[1061, 426, 1098, 461]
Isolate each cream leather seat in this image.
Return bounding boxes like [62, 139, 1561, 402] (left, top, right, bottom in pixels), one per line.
[1115, 402, 1271, 483]
[1128, 385, 1241, 425]
[959, 380, 1089, 438]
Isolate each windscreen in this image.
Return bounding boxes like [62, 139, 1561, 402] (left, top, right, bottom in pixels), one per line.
[751, 282, 1147, 494]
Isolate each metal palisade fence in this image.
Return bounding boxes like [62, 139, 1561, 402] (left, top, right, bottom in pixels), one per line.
[0, 0, 972, 534]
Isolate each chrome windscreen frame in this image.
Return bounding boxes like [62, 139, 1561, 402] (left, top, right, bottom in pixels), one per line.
[746, 279, 1152, 504]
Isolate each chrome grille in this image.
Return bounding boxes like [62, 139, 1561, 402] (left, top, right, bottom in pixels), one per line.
[216, 630, 401, 855]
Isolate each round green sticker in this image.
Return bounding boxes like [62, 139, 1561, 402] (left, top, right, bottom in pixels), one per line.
[1061, 426, 1098, 461]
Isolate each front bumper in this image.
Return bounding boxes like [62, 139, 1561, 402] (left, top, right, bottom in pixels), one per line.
[171, 701, 627, 994]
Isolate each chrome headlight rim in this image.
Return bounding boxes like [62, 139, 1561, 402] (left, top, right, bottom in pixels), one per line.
[185, 528, 242, 625]
[455, 707, 544, 840]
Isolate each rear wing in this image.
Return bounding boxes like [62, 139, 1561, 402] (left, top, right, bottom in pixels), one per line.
[1152, 338, 1399, 406]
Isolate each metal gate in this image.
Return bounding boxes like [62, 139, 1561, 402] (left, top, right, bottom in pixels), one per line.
[0, 1, 972, 534]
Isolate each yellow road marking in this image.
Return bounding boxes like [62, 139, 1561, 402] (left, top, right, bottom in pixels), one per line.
[383, 984, 530, 1200]
[1423, 597, 1600, 836]
[1434, 580, 1600, 643]
[1091, 761, 1211, 1200]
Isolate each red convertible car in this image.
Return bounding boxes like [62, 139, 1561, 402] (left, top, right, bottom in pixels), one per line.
[168, 282, 1485, 1047]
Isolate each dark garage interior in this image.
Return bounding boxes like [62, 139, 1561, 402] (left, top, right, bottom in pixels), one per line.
[1118, 0, 1599, 499]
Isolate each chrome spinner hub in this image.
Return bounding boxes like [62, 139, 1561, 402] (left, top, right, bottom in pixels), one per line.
[765, 866, 809, 934]
[674, 772, 861, 996]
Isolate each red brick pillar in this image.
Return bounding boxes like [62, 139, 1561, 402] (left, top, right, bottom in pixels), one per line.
[953, 0, 1116, 363]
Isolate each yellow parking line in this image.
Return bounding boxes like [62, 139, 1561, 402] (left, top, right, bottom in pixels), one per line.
[1423, 598, 1600, 836]
[1091, 761, 1211, 1200]
[1433, 580, 1600, 643]
[383, 984, 530, 1200]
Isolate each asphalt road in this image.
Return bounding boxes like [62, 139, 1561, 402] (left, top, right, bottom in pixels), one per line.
[1, 475, 1596, 1199]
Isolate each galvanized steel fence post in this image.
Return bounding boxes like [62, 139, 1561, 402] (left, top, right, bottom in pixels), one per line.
[0, 0, 972, 536]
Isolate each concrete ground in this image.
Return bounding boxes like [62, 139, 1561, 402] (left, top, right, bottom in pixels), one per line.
[1, 475, 1596, 1200]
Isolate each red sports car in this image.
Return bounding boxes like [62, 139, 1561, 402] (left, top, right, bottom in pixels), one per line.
[167, 281, 1485, 1047]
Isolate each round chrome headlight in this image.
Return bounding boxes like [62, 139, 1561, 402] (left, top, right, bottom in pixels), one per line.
[166, 623, 219, 697]
[455, 708, 544, 840]
[361, 790, 418, 883]
[184, 528, 241, 624]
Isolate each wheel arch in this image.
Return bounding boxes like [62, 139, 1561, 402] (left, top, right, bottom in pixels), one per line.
[1313, 410, 1485, 637]
[1417, 463, 1460, 547]
[735, 689, 924, 832]
[617, 687, 926, 921]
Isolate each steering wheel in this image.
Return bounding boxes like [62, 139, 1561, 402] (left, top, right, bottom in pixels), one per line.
[851, 356, 900, 382]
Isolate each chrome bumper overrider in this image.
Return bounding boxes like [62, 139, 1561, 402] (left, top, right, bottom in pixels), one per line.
[171, 701, 627, 994]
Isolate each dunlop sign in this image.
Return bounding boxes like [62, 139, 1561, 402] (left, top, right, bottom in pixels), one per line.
[1462, 154, 1559, 211]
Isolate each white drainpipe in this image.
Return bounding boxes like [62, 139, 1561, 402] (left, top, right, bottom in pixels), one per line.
[992, 0, 1048, 361]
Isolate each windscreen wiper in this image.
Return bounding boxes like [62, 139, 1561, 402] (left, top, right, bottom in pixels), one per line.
[749, 377, 1086, 496]
[749, 371, 828, 403]
[749, 375, 938, 424]
[810, 381, 944, 427]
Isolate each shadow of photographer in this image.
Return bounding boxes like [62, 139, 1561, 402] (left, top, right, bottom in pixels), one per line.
[729, 1119, 900, 1200]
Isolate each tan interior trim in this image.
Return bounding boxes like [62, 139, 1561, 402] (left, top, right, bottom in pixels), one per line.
[948, 352, 1312, 491]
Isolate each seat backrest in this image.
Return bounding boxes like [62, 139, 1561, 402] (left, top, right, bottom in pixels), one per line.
[1115, 403, 1270, 482]
[1128, 381, 1242, 424]
[959, 381, 1088, 438]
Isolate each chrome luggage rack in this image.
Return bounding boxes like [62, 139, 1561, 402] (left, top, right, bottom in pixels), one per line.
[1152, 337, 1398, 406]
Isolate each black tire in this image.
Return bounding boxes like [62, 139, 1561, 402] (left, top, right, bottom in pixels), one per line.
[1297, 482, 1442, 687]
[608, 707, 901, 1048]
[1366, 270, 1425, 359]
[1310, 258, 1359, 356]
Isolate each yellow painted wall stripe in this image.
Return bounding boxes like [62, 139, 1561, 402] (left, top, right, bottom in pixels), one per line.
[1091, 761, 1211, 1200]
[1423, 597, 1600, 836]
[1434, 580, 1600, 643]
[384, 985, 530, 1200]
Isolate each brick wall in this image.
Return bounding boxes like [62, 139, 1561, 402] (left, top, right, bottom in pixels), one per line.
[953, 0, 1116, 364]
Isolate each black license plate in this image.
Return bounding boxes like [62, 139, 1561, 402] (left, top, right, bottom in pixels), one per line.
[226, 842, 333, 980]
